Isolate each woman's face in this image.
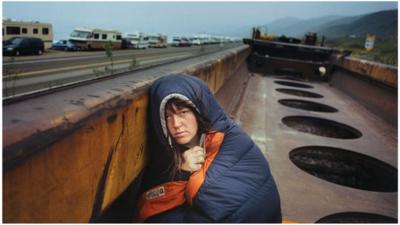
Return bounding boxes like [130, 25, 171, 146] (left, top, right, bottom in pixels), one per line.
[166, 104, 199, 148]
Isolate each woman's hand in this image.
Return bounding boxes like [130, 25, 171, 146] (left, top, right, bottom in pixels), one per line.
[180, 146, 205, 172]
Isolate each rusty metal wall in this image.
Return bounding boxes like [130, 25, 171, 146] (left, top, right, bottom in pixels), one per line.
[332, 56, 397, 89]
[330, 57, 397, 126]
[3, 46, 251, 222]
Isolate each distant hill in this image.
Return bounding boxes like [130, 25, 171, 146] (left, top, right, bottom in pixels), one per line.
[267, 15, 343, 37]
[317, 10, 397, 39]
[265, 9, 397, 39]
[267, 17, 302, 33]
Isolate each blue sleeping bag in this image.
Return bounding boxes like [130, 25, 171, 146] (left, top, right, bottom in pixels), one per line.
[143, 74, 282, 222]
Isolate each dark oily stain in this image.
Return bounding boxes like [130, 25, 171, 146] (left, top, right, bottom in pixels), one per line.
[88, 94, 100, 98]
[127, 98, 133, 105]
[89, 145, 116, 222]
[135, 107, 140, 115]
[11, 119, 21, 124]
[90, 113, 126, 221]
[35, 107, 44, 111]
[86, 126, 95, 132]
[107, 113, 118, 124]
[135, 144, 144, 161]
[116, 98, 131, 108]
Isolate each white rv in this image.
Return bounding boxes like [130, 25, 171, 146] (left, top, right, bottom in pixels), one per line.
[190, 37, 203, 46]
[124, 32, 149, 49]
[69, 27, 122, 50]
[3, 19, 53, 49]
[148, 33, 168, 48]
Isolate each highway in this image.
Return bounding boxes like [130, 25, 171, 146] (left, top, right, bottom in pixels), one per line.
[3, 43, 242, 98]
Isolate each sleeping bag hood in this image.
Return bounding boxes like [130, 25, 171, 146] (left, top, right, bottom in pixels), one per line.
[147, 74, 282, 222]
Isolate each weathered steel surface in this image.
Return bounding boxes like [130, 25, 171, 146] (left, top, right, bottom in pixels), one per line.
[3, 45, 250, 222]
[244, 39, 348, 81]
[332, 56, 397, 88]
[214, 62, 250, 117]
[330, 67, 397, 126]
[4, 86, 150, 222]
[248, 54, 331, 80]
[243, 38, 339, 61]
[237, 74, 397, 222]
[5, 37, 397, 223]
[245, 38, 397, 127]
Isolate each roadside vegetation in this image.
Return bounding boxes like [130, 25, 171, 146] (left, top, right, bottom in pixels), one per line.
[324, 37, 397, 66]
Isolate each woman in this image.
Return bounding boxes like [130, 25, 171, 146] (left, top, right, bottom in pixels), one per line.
[136, 74, 281, 222]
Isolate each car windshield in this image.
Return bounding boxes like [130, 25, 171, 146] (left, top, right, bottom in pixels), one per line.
[5, 37, 24, 45]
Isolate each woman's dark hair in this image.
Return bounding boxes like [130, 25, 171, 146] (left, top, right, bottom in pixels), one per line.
[164, 98, 210, 180]
[165, 98, 209, 137]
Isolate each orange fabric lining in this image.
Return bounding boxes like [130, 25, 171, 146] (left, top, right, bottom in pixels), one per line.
[136, 132, 225, 222]
[185, 132, 225, 205]
[136, 181, 187, 222]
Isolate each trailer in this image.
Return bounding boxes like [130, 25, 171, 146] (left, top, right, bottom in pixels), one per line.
[123, 32, 149, 49]
[148, 33, 168, 48]
[2, 19, 53, 50]
[69, 27, 122, 50]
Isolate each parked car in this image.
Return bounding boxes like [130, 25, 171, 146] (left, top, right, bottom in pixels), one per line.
[171, 37, 181, 47]
[179, 38, 191, 47]
[3, 37, 44, 56]
[52, 40, 80, 51]
[190, 38, 202, 46]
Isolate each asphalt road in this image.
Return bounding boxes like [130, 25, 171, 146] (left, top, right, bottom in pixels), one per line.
[3, 43, 242, 98]
[3, 44, 238, 75]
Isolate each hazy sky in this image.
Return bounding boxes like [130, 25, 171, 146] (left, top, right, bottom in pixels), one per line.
[2, 1, 398, 40]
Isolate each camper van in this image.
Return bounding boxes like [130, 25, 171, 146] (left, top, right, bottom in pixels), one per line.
[148, 33, 168, 48]
[69, 28, 122, 50]
[123, 33, 149, 49]
[2, 19, 53, 49]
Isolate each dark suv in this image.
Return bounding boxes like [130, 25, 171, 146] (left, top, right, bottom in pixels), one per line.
[3, 37, 45, 56]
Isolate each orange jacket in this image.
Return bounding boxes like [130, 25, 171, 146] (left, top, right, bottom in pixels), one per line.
[136, 131, 224, 222]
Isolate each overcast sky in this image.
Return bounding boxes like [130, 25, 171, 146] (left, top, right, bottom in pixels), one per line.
[2, 1, 398, 40]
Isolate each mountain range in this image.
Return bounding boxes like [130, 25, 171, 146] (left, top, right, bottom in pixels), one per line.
[265, 9, 397, 39]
